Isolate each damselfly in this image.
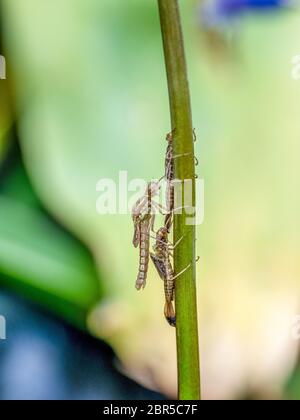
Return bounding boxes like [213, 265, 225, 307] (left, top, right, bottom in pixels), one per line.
[150, 226, 190, 327]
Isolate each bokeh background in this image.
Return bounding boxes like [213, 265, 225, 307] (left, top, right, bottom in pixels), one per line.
[1, 0, 300, 400]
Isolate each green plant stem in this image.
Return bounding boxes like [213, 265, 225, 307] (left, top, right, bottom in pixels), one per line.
[157, 0, 200, 400]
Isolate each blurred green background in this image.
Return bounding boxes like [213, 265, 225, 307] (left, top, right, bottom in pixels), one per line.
[1, 0, 300, 399]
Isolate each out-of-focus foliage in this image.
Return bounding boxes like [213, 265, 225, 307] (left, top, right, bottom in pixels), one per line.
[0, 19, 12, 163]
[0, 152, 101, 329]
[0, 84, 10, 160]
[1, 0, 300, 398]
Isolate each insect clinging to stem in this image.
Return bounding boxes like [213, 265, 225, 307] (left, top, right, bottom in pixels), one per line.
[132, 181, 160, 247]
[131, 128, 199, 325]
[150, 226, 191, 327]
[132, 180, 164, 290]
[164, 129, 198, 232]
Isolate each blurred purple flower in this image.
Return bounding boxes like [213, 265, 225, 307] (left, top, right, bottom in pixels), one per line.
[200, 0, 294, 28]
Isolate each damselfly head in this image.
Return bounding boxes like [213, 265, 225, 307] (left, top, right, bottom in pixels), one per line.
[156, 226, 168, 242]
[166, 132, 173, 143]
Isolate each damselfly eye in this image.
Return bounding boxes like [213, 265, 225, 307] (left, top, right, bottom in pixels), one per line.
[166, 133, 172, 142]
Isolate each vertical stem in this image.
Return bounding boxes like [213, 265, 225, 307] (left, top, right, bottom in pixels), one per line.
[158, 0, 201, 400]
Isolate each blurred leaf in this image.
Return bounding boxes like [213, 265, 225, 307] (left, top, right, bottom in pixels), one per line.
[0, 150, 102, 329]
[284, 369, 300, 400]
[0, 12, 13, 164]
[0, 144, 41, 206]
[0, 86, 11, 161]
